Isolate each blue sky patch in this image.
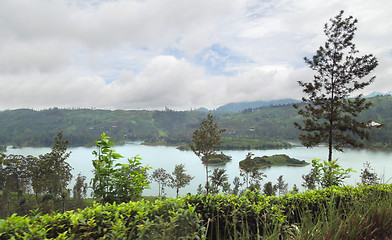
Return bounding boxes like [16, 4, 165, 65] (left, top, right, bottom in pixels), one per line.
[195, 44, 252, 76]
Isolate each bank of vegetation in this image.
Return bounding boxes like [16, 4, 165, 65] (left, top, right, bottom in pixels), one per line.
[1, 185, 392, 239]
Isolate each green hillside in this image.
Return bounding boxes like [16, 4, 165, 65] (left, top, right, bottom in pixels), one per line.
[0, 95, 391, 149]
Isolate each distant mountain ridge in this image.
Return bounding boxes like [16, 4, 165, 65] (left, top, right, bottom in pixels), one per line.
[214, 92, 392, 113]
[215, 98, 300, 112]
[364, 91, 392, 98]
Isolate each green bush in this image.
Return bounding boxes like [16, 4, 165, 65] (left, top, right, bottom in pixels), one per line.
[0, 198, 206, 239]
[91, 132, 151, 203]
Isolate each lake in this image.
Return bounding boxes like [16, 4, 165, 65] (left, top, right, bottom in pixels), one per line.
[6, 143, 392, 197]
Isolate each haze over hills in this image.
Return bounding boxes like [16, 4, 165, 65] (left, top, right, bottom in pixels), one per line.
[364, 91, 392, 98]
[214, 99, 300, 112]
[213, 91, 392, 113]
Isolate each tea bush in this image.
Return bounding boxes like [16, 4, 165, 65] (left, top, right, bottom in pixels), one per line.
[1, 185, 392, 239]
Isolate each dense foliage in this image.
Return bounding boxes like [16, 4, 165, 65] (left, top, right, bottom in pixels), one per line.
[0, 132, 77, 218]
[1, 185, 392, 239]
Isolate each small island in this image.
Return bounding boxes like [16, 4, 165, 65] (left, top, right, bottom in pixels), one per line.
[202, 152, 232, 165]
[239, 154, 308, 169]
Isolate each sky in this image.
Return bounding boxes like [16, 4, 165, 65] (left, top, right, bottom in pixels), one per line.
[0, 0, 391, 110]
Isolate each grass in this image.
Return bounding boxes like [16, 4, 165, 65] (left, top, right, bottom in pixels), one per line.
[267, 193, 392, 239]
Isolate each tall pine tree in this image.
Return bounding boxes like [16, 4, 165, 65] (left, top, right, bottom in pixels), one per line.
[294, 10, 378, 162]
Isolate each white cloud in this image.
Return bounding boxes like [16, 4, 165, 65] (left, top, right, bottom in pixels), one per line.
[0, 0, 391, 110]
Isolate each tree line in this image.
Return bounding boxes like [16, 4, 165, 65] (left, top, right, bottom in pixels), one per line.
[0, 132, 87, 218]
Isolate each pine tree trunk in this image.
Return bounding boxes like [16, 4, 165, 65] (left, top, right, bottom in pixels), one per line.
[205, 165, 209, 195]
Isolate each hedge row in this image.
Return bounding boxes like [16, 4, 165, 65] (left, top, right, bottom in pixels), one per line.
[1, 185, 392, 239]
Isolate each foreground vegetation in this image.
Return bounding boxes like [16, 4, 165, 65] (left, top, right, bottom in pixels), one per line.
[1, 185, 392, 239]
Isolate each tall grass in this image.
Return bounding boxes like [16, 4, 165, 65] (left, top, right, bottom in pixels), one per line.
[264, 193, 392, 239]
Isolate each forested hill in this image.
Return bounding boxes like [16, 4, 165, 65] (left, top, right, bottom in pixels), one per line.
[0, 95, 391, 148]
[0, 108, 215, 147]
[215, 98, 300, 112]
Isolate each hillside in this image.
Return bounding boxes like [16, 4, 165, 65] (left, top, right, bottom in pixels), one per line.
[215, 98, 300, 112]
[0, 108, 212, 146]
[0, 95, 391, 149]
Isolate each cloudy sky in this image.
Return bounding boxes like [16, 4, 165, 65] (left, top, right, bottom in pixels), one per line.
[0, 0, 391, 110]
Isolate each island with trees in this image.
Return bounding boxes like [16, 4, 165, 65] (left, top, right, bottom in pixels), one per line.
[201, 152, 232, 165]
[239, 153, 308, 170]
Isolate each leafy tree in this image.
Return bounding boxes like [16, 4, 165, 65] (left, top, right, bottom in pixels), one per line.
[91, 132, 150, 203]
[239, 169, 250, 190]
[302, 169, 318, 190]
[196, 184, 205, 195]
[294, 10, 378, 162]
[231, 176, 241, 195]
[73, 173, 88, 207]
[263, 182, 277, 196]
[276, 175, 288, 197]
[168, 164, 194, 198]
[30, 132, 73, 199]
[190, 114, 226, 194]
[0, 153, 34, 217]
[61, 189, 70, 213]
[291, 184, 299, 194]
[151, 168, 170, 197]
[209, 168, 230, 195]
[28, 157, 46, 203]
[240, 152, 266, 191]
[0, 153, 6, 196]
[248, 170, 266, 191]
[360, 161, 379, 185]
[1, 154, 31, 199]
[302, 159, 353, 189]
[239, 153, 253, 189]
[240, 168, 266, 192]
